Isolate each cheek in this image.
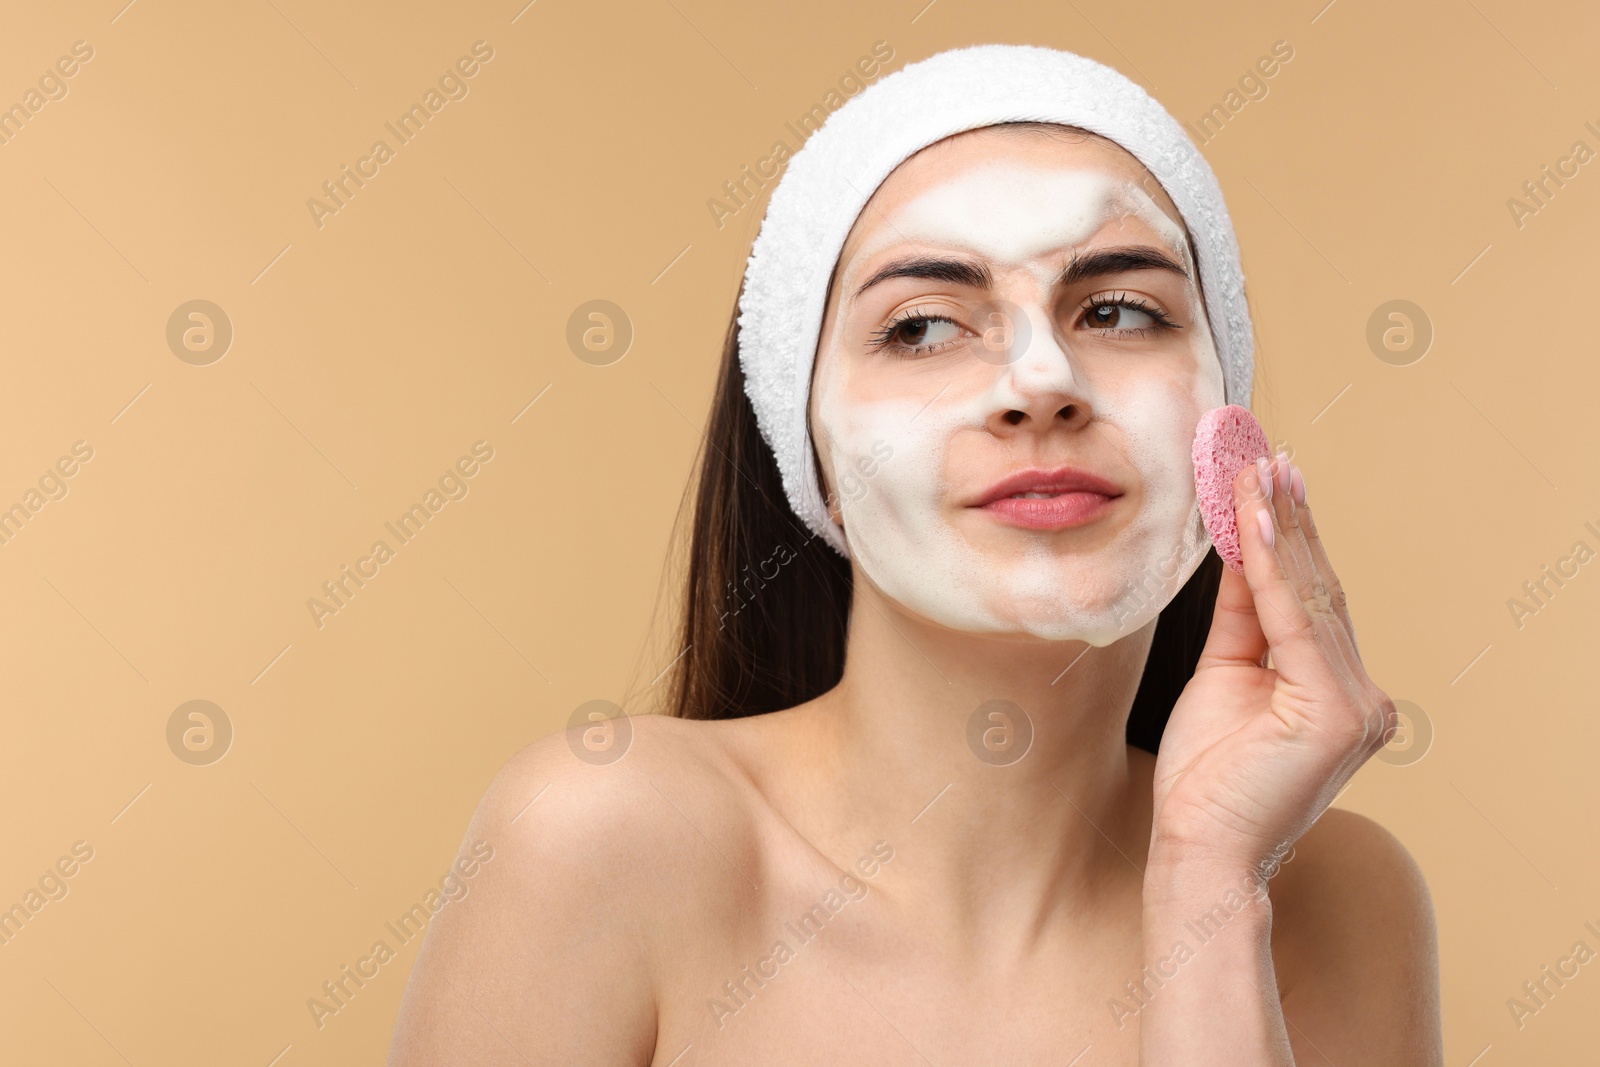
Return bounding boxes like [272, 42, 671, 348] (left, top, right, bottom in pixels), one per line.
[816, 355, 902, 510]
[1109, 363, 1223, 508]
[815, 352, 969, 503]
[819, 390, 943, 512]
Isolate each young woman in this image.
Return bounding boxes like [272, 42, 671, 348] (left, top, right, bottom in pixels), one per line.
[390, 45, 1442, 1065]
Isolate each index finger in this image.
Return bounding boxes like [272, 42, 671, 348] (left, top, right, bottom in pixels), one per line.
[1293, 499, 1361, 661]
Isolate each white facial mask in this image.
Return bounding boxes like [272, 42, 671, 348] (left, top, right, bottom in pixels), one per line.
[813, 162, 1227, 645]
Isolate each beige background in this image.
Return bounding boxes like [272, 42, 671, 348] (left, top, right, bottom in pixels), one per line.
[0, 0, 1595, 1062]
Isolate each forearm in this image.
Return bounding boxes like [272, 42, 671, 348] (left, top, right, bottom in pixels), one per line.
[1138, 848, 1295, 1066]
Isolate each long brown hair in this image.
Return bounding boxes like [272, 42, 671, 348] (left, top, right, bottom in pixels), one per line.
[654, 295, 1224, 754]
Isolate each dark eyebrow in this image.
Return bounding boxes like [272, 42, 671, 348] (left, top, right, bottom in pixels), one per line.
[852, 256, 993, 300]
[1059, 244, 1190, 287]
[851, 244, 1188, 301]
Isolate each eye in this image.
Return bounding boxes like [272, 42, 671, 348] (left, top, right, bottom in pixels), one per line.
[892, 316, 963, 347]
[1080, 292, 1179, 338]
[868, 308, 969, 356]
[1086, 303, 1155, 329]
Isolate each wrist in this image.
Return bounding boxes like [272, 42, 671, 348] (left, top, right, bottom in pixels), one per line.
[1146, 830, 1258, 874]
[1136, 851, 1291, 1067]
[1147, 821, 1298, 882]
[1143, 842, 1277, 915]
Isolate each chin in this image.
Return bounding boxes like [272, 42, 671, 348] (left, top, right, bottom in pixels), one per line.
[991, 603, 1160, 647]
[872, 570, 1169, 647]
[849, 508, 1212, 646]
[923, 605, 1154, 647]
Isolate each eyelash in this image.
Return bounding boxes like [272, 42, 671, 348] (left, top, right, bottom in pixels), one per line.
[866, 304, 947, 356]
[1083, 292, 1180, 338]
[867, 293, 1180, 357]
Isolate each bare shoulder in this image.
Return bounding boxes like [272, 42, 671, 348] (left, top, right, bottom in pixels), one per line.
[479, 713, 775, 901]
[388, 713, 762, 1066]
[1269, 807, 1442, 1066]
[475, 711, 757, 860]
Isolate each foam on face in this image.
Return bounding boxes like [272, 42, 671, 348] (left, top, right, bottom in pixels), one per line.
[813, 160, 1226, 645]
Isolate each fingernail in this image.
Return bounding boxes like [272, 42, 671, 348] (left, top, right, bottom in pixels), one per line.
[1290, 464, 1306, 507]
[1275, 451, 1292, 495]
[1255, 456, 1273, 502]
[1256, 508, 1274, 548]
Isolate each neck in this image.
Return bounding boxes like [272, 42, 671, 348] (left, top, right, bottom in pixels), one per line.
[801, 577, 1157, 959]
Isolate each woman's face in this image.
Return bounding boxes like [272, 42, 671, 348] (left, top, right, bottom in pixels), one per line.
[809, 125, 1227, 646]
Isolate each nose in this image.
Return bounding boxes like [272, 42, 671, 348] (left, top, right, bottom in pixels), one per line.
[981, 302, 1093, 435]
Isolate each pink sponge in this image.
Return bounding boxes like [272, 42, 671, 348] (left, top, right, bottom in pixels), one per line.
[1192, 405, 1271, 574]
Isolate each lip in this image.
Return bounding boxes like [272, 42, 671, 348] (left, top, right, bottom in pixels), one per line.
[969, 465, 1124, 531]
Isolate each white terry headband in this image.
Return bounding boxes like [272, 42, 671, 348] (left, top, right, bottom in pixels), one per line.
[736, 42, 1255, 560]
